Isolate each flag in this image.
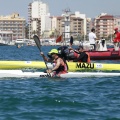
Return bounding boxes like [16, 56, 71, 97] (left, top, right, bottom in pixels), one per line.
[56, 35, 62, 43]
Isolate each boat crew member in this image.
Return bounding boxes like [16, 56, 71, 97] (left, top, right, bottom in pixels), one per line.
[89, 28, 98, 50]
[113, 27, 120, 43]
[70, 46, 91, 63]
[40, 49, 68, 77]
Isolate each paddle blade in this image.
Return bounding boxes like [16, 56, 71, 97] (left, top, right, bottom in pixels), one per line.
[33, 35, 41, 52]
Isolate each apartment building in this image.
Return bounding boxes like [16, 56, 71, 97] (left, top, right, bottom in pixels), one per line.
[114, 15, 120, 31]
[94, 13, 114, 39]
[70, 14, 84, 38]
[28, 0, 51, 38]
[0, 13, 26, 40]
[86, 18, 93, 36]
[55, 11, 87, 41]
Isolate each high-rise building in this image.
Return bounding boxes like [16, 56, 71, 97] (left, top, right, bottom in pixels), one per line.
[28, 0, 51, 38]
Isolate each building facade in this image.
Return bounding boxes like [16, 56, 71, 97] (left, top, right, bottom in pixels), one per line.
[94, 13, 114, 39]
[28, 0, 51, 38]
[0, 13, 26, 40]
[114, 16, 120, 31]
[55, 11, 86, 41]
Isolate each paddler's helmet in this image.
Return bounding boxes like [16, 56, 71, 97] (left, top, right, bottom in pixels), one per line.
[47, 49, 59, 58]
[49, 49, 59, 54]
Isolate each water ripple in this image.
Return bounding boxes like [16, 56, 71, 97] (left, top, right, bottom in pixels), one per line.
[0, 46, 120, 119]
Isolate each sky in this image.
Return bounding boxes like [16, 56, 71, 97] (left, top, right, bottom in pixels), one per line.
[0, 0, 120, 21]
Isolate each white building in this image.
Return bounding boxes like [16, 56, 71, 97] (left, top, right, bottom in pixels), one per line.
[114, 15, 120, 31]
[28, 0, 51, 37]
[74, 11, 87, 36]
[31, 0, 49, 18]
[51, 17, 57, 31]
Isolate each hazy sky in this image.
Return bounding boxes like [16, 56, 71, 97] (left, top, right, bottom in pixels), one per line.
[0, 0, 120, 20]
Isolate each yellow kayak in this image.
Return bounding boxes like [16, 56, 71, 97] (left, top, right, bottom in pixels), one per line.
[0, 61, 120, 71]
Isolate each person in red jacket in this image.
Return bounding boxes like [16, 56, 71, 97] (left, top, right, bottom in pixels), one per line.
[113, 27, 120, 43]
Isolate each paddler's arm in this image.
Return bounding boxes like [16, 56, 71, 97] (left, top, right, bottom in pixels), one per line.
[40, 52, 52, 62]
[73, 52, 85, 62]
[74, 49, 79, 54]
[51, 59, 61, 71]
[69, 47, 79, 54]
[47, 59, 61, 73]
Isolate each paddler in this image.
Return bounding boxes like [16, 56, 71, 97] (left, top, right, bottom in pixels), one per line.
[69, 46, 91, 63]
[40, 49, 68, 77]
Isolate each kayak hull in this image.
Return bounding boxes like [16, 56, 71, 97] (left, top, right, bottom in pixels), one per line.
[0, 70, 120, 78]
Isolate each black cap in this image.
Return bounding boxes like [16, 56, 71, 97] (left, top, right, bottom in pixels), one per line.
[91, 28, 95, 32]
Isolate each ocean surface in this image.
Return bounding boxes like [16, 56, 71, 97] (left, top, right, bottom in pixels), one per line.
[0, 45, 120, 120]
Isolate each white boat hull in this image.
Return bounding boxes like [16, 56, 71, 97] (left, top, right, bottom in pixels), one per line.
[0, 70, 120, 78]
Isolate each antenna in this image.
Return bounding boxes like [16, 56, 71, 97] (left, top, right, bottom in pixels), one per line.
[63, 8, 71, 15]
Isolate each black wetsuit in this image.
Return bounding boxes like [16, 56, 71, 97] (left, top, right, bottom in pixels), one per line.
[73, 51, 88, 62]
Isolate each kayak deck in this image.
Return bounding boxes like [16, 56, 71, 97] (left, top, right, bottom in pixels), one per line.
[0, 70, 120, 78]
[0, 61, 120, 71]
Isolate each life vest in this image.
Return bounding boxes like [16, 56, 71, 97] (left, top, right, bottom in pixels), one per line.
[53, 57, 68, 76]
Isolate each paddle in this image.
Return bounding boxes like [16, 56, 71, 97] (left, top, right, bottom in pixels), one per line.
[33, 35, 51, 77]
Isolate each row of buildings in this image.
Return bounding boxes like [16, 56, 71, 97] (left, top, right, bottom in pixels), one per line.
[0, 0, 120, 43]
[0, 13, 26, 41]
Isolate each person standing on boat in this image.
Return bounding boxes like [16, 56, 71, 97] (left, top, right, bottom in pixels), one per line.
[113, 27, 120, 50]
[113, 28, 120, 43]
[89, 28, 98, 50]
[69, 46, 91, 63]
[40, 49, 68, 77]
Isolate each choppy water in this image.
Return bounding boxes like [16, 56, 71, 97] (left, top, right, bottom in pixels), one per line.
[0, 46, 120, 120]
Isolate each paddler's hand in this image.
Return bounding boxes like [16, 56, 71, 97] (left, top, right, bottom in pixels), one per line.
[40, 52, 44, 56]
[46, 69, 53, 73]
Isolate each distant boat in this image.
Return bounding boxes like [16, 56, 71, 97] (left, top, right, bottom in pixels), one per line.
[0, 38, 10, 46]
[0, 30, 13, 46]
[0, 42, 9, 46]
[15, 39, 25, 47]
[0, 37, 9, 46]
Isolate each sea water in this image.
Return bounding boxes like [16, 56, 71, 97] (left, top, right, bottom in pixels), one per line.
[0, 46, 120, 120]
